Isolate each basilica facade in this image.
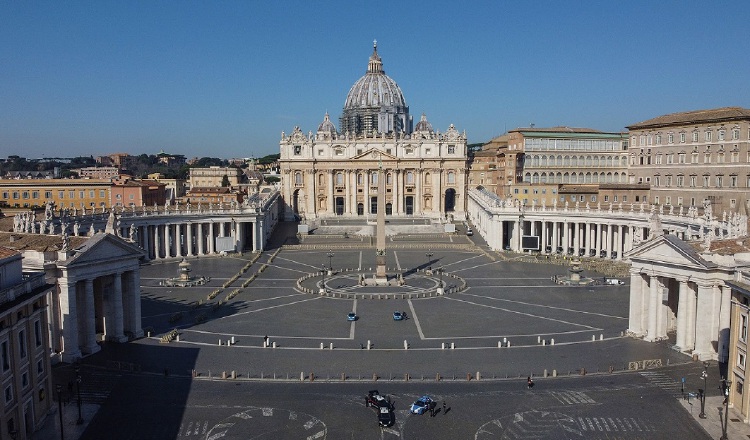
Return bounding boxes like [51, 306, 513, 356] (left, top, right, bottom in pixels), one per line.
[279, 42, 468, 221]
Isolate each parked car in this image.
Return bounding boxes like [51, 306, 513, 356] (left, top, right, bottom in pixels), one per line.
[466, 228, 473, 236]
[410, 396, 434, 415]
[347, 312, 358, 321]
[605, 278, 625, 285]
[393, 311, 404, 321]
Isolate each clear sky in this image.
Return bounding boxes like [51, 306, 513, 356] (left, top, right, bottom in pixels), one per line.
[1, 1, 748, 159]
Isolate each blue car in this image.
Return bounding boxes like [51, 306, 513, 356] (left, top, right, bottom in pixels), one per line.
[410, 396, 434, 414]
[347, 312, 358, 321]
[393, 311, 404, 321]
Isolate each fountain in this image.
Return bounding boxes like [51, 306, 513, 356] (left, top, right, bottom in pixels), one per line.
[552, 258, 596, 286]
[162, 258, 210, 287]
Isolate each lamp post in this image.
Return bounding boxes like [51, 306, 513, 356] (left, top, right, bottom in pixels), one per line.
[56, 384, 64, 440]
[319, 264, 326, 294]
[425, 251, 433, 272]
[75, 367, 83, 425]
[326, 250, 334, 275]
[699, 362, 709, 419]
[721, 378, 732, 440]
[437, 268, 444, 295]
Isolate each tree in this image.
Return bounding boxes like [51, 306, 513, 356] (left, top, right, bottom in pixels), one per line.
[221, 175, 230, 187]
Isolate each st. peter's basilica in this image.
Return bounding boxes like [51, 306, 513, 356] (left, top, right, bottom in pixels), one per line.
[279, 41, 468, 221]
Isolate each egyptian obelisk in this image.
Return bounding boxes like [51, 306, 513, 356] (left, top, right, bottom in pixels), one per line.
[375, 153, 387, 283]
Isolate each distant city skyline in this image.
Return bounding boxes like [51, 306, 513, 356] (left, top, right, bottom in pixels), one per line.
[1, 1, 748, 159]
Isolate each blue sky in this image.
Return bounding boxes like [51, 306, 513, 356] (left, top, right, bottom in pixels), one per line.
[1, 1, 748, 159]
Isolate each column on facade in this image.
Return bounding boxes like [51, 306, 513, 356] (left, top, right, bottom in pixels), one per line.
[584, 223, 592, 254]
[615, 225, 624, 259]
[595, 223, 602, 257]
[58, 276, 82, 362]
[345, 171, 352, 215]
[623, 226, 632, 254]
[83, 278, 100, 355]
[395, 170, 402, 215]
[694, 283, 716, 359]
[561, 221, 568, 252]
[110, 272, 126, 342]
[628, 271, 646, 336]
[365, 171, 371, 214]
[540, 220, 547, 253]
[656, 276, 668, 338]
[327, 170, 334, 215]
[186, 223, 194, 256]
[415, 169, 422, 215]
[164, 223, 172, 258]
[435, 168, 444, 216]
[392, 170, 400, 216]
[208, 222, 215, 254]
[675, 279, 690, 350]
[685, 282, 697, 350]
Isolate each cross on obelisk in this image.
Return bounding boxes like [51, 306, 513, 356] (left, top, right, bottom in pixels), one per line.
[375, 152, 387, 283]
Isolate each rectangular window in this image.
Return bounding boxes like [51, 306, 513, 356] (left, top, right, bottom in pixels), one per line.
[79, 191, 84, 198]
[733, 129, 740, 140]
[613, 195, 618, 202]
[21, 373, 28, 389]
[731, 176, 738, 188]
[59, 191, 64, 199]
[693, 132, 699, 142]
[68, 191, 74, 199]
[37, 360, 43, 374]
[668, 133, 674, 144]
[32, 191, 39, 199]
[22, 191, 29, 199]
[4, 385, 11, 403]
[703, 176, 710, 187]
[293, 145, 301, 155]
[604, 195, 609, 202]
[739, 351, 747, 370]
[704, 153, 711, 164]
[447, 145, 455, 154]
[677, 176, 684, 187]
[591, 195, 596, 202]
[45, 191, 52, 198]
[680, 133, 686, 143]
[690, 176, 697, 187]
[89, 190, 95, 198]
[705, 131, 712, 142]
[718, 130, 725, 141]
[99, 190, 105, 198]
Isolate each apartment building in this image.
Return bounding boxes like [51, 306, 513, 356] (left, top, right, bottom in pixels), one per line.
[0, 180, 111, 209]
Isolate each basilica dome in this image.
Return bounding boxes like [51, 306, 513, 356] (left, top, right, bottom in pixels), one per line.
[340, 41, 411, 137]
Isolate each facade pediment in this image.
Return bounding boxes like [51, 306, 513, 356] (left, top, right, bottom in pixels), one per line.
[61, 233, 144, 268]
[351, 149, 397, 161]
[627, 234, 715, 270]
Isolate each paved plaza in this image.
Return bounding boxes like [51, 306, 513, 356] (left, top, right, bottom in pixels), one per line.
[38, 223, 749, 439]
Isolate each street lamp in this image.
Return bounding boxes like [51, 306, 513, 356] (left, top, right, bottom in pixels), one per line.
[75, 367, 83, 425]
[699, 361, 709, 419]
[320, 264, 327, 294]
[721, 378, 732, 440]
[425, 251, 433, 271]
[437, 267, 444, 295]
[326, 250, 334, 275]
[56, 384, 64, 440]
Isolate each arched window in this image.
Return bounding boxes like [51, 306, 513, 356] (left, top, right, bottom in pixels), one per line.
[532, 173, 540, 184]
[406, 171, 414, 184]
[540, 173, 548, 184]
[424, 172, 431, 185]
[447, 171, 455, 184]
[524, 172, 531, 183]
[336, 172, 343, 185]
[557, 155, 563, 166]
[319, 174, 325, 186]
[387, 173, 392, 185]
[294, 172, 302, 185]
[357, 173, 363, 185]
[371, 172, 378, 185]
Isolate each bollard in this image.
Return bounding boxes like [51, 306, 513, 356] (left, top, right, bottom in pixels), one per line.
[341, 373, 345, 381]
[592, 335, 596, 341]
[580, 368, 586, 375]
[272, 342, 276, 348]
[222, 371, 227, 379]
[553, 369, 557, 377]
[227, 339, 231, 346]
[609, 365, 614, 373]
[476, 371, 481, 381]
[498, 341, 502, 348]
[503, 337, 507, 343]
[231, 370, 236, 379]
[300, 372, 304, 381]
[405, 373, 409, 381]
[310, 372, 314, 382]
[599, 334, 603, 340]
[550, 338, 554, 345]
[231, 336, 235, 344]
[436, 373, 441, 381]
[320, 343, 324, 349]
[466, 373, 472, 381]
[404, 340, 408, 350]
[192, 369, 196, 378]
[218, 339, 222, 346]
[176, 334, 180, 342]
[544, 369, 548, 378]
[147, 331, 151, 337]
[537, 336, 541, 343]
[451, 342, 455, 349]
[367, 340, 371, 350]
[373, 373, 378, 381]
[329, 342, 333, 350]
[442, 342, 446, 350]
[542, 339, 546, 346]
[507, 341, 511, 347]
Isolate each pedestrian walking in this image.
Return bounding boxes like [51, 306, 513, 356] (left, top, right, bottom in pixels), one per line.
[527, 376, 534, 389]
[442, 400, 446, 413]
[429, 402, 435, 417]
[263, 335, 268, 347]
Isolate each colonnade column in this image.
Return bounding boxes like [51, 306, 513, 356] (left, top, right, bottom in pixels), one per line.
[154, 225, 161, 259]
[365, 172, 371, 213]
[541, 221, 548, 253]
[209, 222, 215, 254]
[393, 170, 400, 216]
[186, 223, 194, 256]
[646, 275, 660, 341]
[58, 276, 82, 362]
[165, 223, 172, 258]
[596, 223, 602, 257]
[111, 272, 126, 342]
[197, 223, 205, 255]
[83, 279, 100, 355]
[176, 224, 184, 258]
[718, 285, 731, 362]
[628, 271, 646, 336]
[327, 170, 334, 215]
[675, 279, 689, 350]
[126, 270, 144, 338]
[142, 225, 150, 260]
[694, 283, 716, 359]
[551, 221, 558, 253]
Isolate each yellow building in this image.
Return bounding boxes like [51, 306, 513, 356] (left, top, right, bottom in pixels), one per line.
[0, 179, 112, 209]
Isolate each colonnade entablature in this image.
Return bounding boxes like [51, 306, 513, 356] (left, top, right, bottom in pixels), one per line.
[11, 190, 282, 261]
[467, 187, 747, 261]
